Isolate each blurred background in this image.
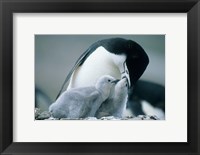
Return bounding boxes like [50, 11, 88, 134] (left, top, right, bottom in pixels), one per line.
[35, 35, 165, 119]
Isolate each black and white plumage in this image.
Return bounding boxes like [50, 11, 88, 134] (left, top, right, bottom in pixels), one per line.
[49, 75, 118, 119]
[127, 80, 165, 118]
[56, 38, 149, 99]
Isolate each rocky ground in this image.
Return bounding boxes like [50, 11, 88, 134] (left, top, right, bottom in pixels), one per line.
[35, 108, 159, 120]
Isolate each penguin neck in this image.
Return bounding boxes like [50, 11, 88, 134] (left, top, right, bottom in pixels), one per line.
[89, 46, 127, 78]
[97, 46, 126, 70]
[105, 48, 130, 87]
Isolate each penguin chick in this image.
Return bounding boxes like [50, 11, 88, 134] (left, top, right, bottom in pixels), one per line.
[49, 75, 118, 119]
[95, 78, 128, 118]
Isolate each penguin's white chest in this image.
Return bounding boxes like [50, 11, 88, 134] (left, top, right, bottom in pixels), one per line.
[67, 46, 126, 89]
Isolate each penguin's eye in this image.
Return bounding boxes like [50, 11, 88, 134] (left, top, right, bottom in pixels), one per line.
[125, 84, 128, 87]
[108, 79, 111, 82]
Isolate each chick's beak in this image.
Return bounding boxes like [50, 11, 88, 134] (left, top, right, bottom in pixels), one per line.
[111, 79, 120, 84]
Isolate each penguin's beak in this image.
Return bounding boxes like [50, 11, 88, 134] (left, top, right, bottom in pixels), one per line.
[111, 79, 120, 84]
[122, 76, 130, 88]
[120, 62, 131, 88]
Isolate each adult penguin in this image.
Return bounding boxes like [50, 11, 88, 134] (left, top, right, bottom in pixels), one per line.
[56, 38, 149, 99]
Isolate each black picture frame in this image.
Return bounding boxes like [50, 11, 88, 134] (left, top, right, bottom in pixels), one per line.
[0, 0, 199, 154]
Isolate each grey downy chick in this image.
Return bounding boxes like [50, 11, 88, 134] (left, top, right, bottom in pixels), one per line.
[49, 75, 118, 119]
[95, 78, 128, 118]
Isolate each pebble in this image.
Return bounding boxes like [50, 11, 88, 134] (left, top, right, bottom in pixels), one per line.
[100, 116, 120, 120]
[84, 117, 98, 120]
[35, 108, 42, 119]
[37, 111, 51, 120]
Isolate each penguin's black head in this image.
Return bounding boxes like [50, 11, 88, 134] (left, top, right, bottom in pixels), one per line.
[100, 38, 129, 54]
[100, 38, 149, 87]
[125, 39, 149, 86]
